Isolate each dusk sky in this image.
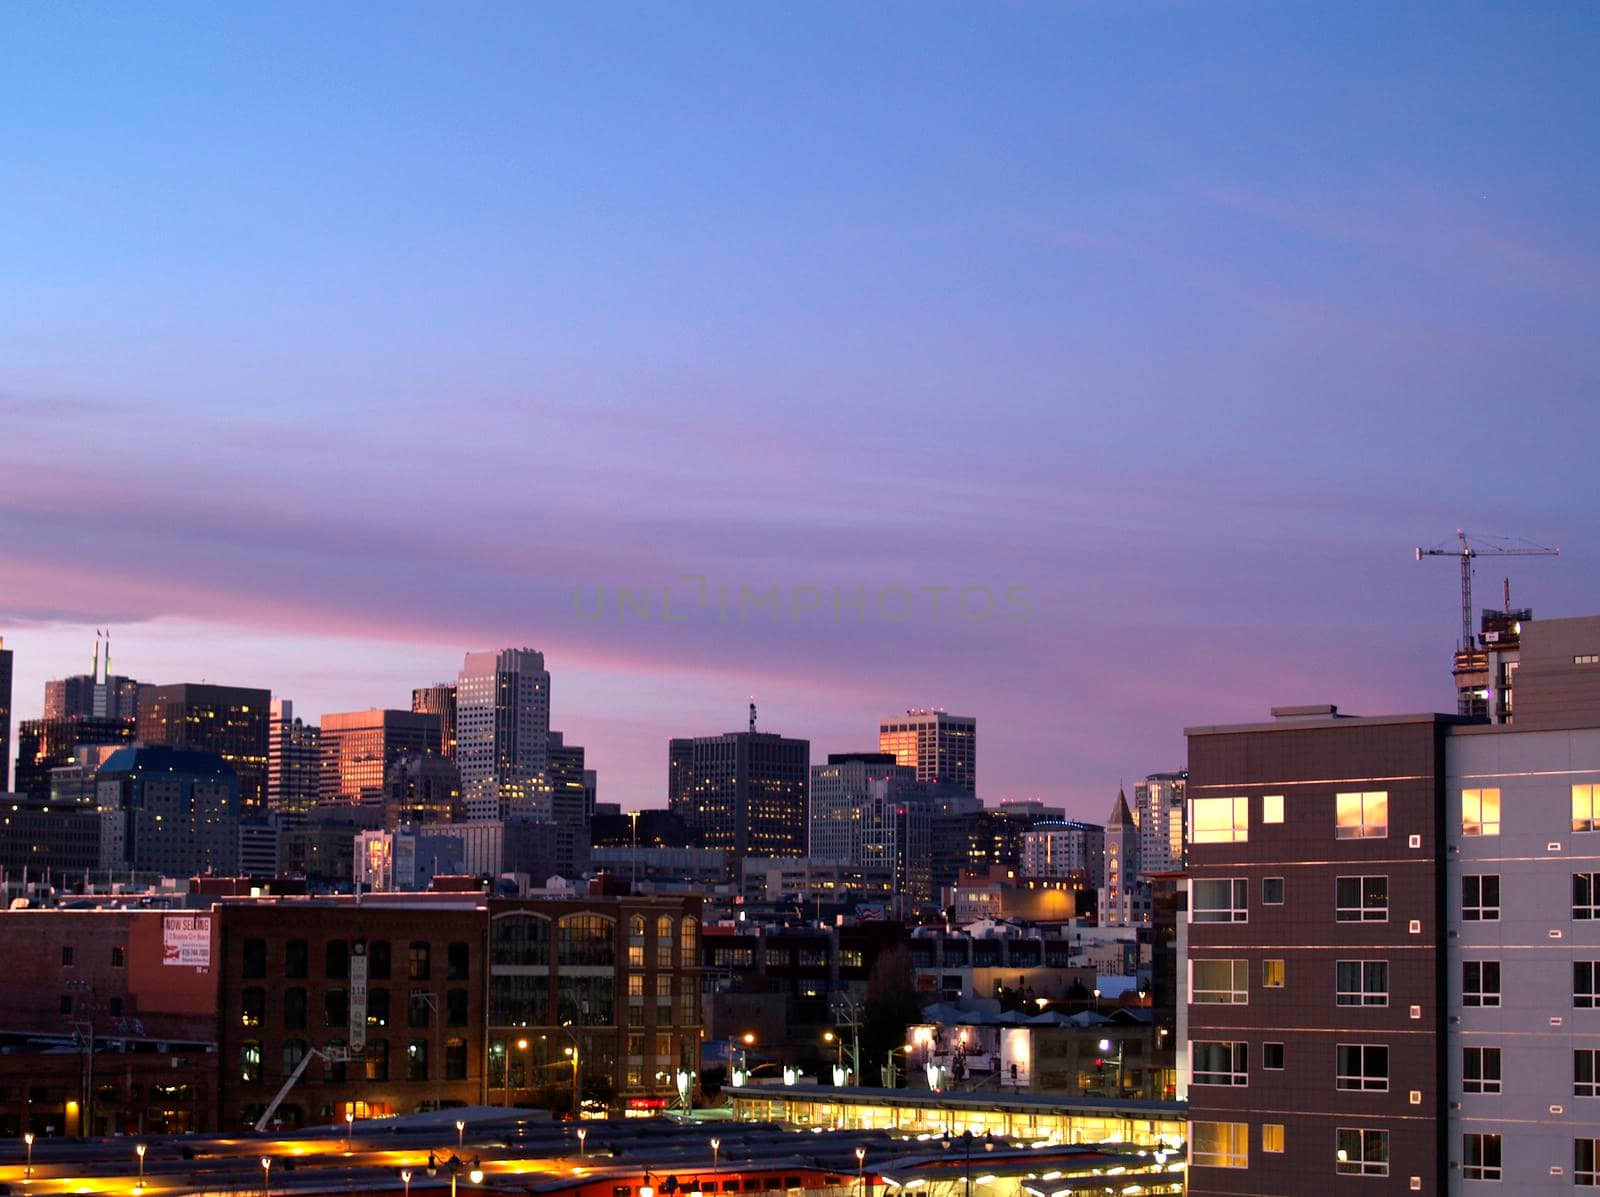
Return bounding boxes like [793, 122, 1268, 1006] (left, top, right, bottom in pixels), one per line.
[4, 4, 1598, 817]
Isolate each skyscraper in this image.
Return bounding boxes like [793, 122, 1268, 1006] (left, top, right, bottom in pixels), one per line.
[267, 698, 322, 821]
[0, 636, 11, 792]
[44, 636, 141, 721]
[878, 709, 976, 794]
[455, 648, 550, 821]
[1135, 770, 1187, 877]
[13, 716, 136, 800]
[668, 729, 810, 860]
[1021, 820, 1105, 885]
[809, 752, 933, 906]
[137, 683, 271, 812]
[318, 708, 442, 805]
[97, 745, 242, 876]
[412, 682, 458, 760]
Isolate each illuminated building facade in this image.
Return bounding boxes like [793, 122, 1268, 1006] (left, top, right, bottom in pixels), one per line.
[668, 730, 810, 860]
[1021, 820, 1105, 886]
[412, 681, 458, 760]
[267, 698, 321, 822]
[1135, 770, 1187, 878]
[455, 648, 550, 821]
[97, 745, 243, 876]
[137, 682, 271, 812]
[317, 708, 442, 805]
[879, 709, 976, 795]
[13, 714, 136, 800]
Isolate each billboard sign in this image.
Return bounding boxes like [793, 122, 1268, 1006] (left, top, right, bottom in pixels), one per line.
[161, 914, 212, 968]
[350, 944, 368, 1054]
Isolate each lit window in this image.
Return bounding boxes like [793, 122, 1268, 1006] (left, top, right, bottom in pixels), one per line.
[1336, 960, 1389, 1007]
[1193, 959, 1248, 1004]
[1263, 959, 1285, 988]
[1190, 1121, 1248, 1168]
[1336, 875, 1389, 922]
[1336, 1044, 1389, 1091]
[1262, 795, 1284, 824]
[1336, 1127, 1389, 1177]
[1464, 960, 1501, 1008]
[1191, 1042, 1248, 1086]
[1463, 788, 1501, 837]
[1578, 786, 1600, 833]
[1463, 874, 1501, 921]
[1463, 1047, 1501, 1094]
[1336, 791, 1388, 839]
[1190, 797, 1248, 844]
[1192, 879, 1249, 923]
[1462, 1133, 1501, 1181]
[1262, 1124, 1284, 1153]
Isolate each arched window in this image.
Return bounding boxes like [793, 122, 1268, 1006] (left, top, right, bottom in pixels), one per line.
[656, 915, 674, 967]
[680, 916, 698, 968]
[629, 915, 646, 968]
[445, 1037, 468, 1081]
[323, 1039, 348, 1083]
[491, 912, 551, 967]
[282, 1038, 308, 1077]
[557, 914, 615, 967]
[240, 1040, 262, 1084]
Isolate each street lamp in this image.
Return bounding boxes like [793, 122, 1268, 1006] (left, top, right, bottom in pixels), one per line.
[456, 1119, 466, 1149]
[401, 1168, 413, 1197]
[710, 1137, 720, 1188]
[24, 1131, 35, 1180]
[345, 1108, 355, 1152]
[1096, 1038, 1125, 1096]
[561, 1021, 583, 1118]
[855, 1146, 867, 1197]
[261, 1156, 272, 1197]
[135, 1143, 146, 1193]
[577, 1126, 588, 1155]
[884, 1042, 916, 1088]
[940, 1131, 992, 1197]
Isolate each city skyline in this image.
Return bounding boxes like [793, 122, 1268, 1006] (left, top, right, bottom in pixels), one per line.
[4, 5, 1600, 817]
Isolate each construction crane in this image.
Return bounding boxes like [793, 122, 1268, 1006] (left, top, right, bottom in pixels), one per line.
[1415, 530, 1559, 650]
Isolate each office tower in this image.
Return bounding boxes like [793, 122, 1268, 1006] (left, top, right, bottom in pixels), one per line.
[668, 729, 809, 860]
[1135, 770, 1188, 877]
[97, 746, 242, 876]
[0, 635, 11, 792]
[809, 752, 933, 906]
[997, 797, 1067, 825]
[455, 648, 550, 821]
[879, 709, 976, 794]
[13, 716, 137, 800]
[1021, 820, 1105, 885]
[412, 682, 458, 760]
[44, 635, 141, 722]
[1099, 788, 1141, 926]
[547, 731, 591, 824]
[238, 814, 281, 876]
[137, 683, 271, 812]
[318, 708, 442, 805]
[381, 752, 463, 827]
[266, 698, 321, 821]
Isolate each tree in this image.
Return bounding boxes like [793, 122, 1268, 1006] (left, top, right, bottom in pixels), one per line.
[861, 945, 923, 1086]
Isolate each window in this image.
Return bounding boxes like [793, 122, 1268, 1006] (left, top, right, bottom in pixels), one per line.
[108, 997, 122, 1016]
[1578, 874, 1600, 920]
[368, 940, 391, 979]
[111, 946, 125, 968]
[1464, 1047, 1502, 1094]
[325, 939, 349, 980]
[366, 988, 389, 1027]
[558, 915, 616, 967]
[447, 942, 470, 980]
[409, 941, 431, 979]
[491, 912, 550, 967]
[628, 974, 644, 998]
[1336, 791, 1388, 839]
[1263, 794, 1284, 824]
[407, 1039, 428, 1082]
[1578, 1139, 1600, 1186]
[1463, 875, 1501, 921]
[1336, 960, 1389, 1007]
[364, 1039, 389, 1082]
[322, 1040, 348, 1083]
[680, 917, 698, 968]
[447, 988, 469, 1027]
[1193, 959, 1248, 1004]
[240, 1040, 262, 1084]
[1190, 1121, 1248, 1168]
[285, 939, 308, 979]
[1263, 1042, 1284, 1070]
[1192, 879, 1249, 923]
[1579, 962, 1600, 1008]
[1190, 797, 1248, 844]
[240, 987, 265, 1028]
[1263, 959, 1285, 988]
[1577, 785, 1600, 833]
[283, 987, 308, 1028]
[1463, 788, 1501, 837]
[1191, 1042, 1248, 1086]
[1262, 877, 1284, 905]
[242, 938, 266, 978]
[1336, 1044, 1389, 1091]
[1336, 1128, 1389, 1177]
[1579, 1050, 1600, 1098]
[490, 973, 550, 1026]
[657, 915, 675, 968]
[409, 991, 432, 1029]
[1336, 875, 1389, 922]
[445, 1037, 467, 1081]
[324, 987, 348, 1027]
[59, 994, 71, 1014]
[1464, 961, 1501, 1008]
[1255, 1123, 1283, 1154]
[282, 1038, 307, 1077]
[1462, 1133, 1502, 1181]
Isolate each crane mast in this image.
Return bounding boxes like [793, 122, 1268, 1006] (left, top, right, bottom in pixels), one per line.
[1415, 530, 1559, 650]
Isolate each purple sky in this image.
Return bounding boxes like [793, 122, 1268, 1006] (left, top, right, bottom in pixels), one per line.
[4, 5, 1598, 816]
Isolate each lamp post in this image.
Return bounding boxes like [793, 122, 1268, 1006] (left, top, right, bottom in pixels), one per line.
[884, 1043, 915, 1089]
[24, 1131, 35, 1181]
[561, 1021, 583, 1118]
[1097, 1038, 1125, 1097]
[261, 1156, 272, 1197]
[940, 1131, 991, 1197]
[456, 1119, 466, 1150]
[135, 1143, 146, 1193]
[710, 1137, 720, 1189]
[577, 1127, 588, 1156]
[401, 1168, 412, 1197]
[855, 1146, 866, 1197]
[345, 1108, 355, 1152]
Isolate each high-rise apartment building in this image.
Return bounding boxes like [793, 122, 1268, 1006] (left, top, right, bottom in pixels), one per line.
[96, 746, 242, 876]
[879, 709, 976, 794]
[1136, 770, 1187, 877]
[137, 683, 271, 812]
[0, 635, 11, 792]
[412, 682, 458, 761]
[455, 649, 550, 821]
[668, 730, 809, 860]
[809, 752, 933, 907]
[267, 698, 322, 821]
[318, 708, 442, 805]
[1021, 820, 1105, 885]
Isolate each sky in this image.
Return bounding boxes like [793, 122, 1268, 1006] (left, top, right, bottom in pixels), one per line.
[3, 3, 1599, 817]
